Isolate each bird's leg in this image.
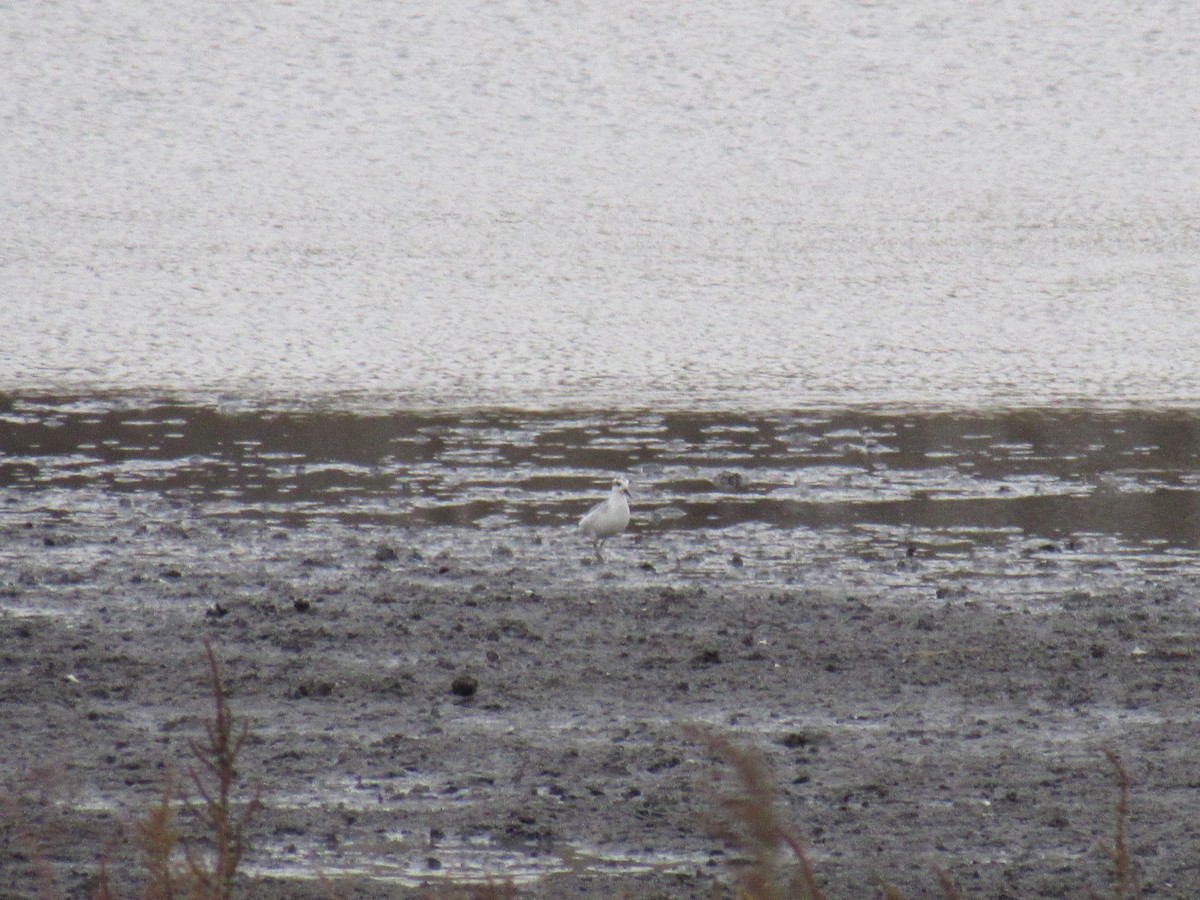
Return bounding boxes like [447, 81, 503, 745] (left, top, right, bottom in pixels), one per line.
[594, 539, 604, 562]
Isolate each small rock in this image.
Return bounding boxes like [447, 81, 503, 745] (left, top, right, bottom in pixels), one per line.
[729, 552, 744, 567]
[160, 569, 182, 579]
[205, 602, 228, 618]
[493, 544, 515, 559]
[293, 681, 334, 699]
[777, 730, 821, 749]
[450, 674, 478, 698]
[716, 471, 743, 490]
[293, 598, 312, 613]
[425, 857, 441, 871]
[691, 648, 721, 667]
[374, 544, 398, 562]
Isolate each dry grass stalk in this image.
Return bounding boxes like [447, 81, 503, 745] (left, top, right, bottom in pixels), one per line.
[0, 763, 72, 900]
[930, 863, 962, 900]
[683, 725, 825, 900]
[122, 640, 260, 900]
[173, 641, 261, 898]
[1090, 749, 1142, 900]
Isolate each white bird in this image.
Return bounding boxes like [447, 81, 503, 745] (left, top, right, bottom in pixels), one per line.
[578, 477, 631, 561]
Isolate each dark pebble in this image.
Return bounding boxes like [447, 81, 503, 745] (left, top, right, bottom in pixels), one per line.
[716, 471, 743, 490]
[374, 544, 398, 562]
[293, 681, 334, 699]
[450, 674, 479, 698]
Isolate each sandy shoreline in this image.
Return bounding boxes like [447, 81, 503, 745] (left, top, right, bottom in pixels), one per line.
[3, 503, 1200, 899]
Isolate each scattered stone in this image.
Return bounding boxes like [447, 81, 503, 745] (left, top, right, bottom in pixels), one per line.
[691, 648, 721, 667]
[450, 674, 478, 698]
[293, 681, 334, 699]
[730, 552, 744, 567]
[205, 602, 228, 618]
[160, 569, 182, 579]
[374, 544, 398, 562]
[777, 731, 822, 749]
[293, 598, 312, 613]
[1046, 808, 1070, 829]
[493, 544, 514, 559]
[715, 471, 743, 490]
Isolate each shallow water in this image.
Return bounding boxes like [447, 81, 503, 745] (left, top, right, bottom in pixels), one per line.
[5, 397, 1200, 595]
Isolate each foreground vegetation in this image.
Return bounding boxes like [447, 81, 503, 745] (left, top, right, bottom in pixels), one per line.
[5, 644, 1144, 899]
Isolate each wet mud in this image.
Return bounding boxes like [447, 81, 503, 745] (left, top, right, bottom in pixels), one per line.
[4, 398, 1200, 897]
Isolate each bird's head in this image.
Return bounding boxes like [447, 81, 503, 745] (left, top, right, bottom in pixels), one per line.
[612, 477, 631, 498]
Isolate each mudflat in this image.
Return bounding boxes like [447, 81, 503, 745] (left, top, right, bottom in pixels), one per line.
[3, 504, 1199, 899]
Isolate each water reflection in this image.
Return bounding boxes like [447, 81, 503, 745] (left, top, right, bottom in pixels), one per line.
[3, 396, 1199, 547]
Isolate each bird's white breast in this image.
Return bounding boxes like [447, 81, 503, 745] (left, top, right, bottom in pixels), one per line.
[579, 492, 630, 539]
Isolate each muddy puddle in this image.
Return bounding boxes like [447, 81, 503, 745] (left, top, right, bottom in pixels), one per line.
[5, 397, 1200, 609]
[5, 396, 1200, 549]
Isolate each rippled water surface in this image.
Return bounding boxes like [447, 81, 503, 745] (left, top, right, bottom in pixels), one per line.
[3, 2, 1199, 409]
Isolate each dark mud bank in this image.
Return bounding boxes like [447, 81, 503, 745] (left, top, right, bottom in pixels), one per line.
[4, 505, 1200, 897]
